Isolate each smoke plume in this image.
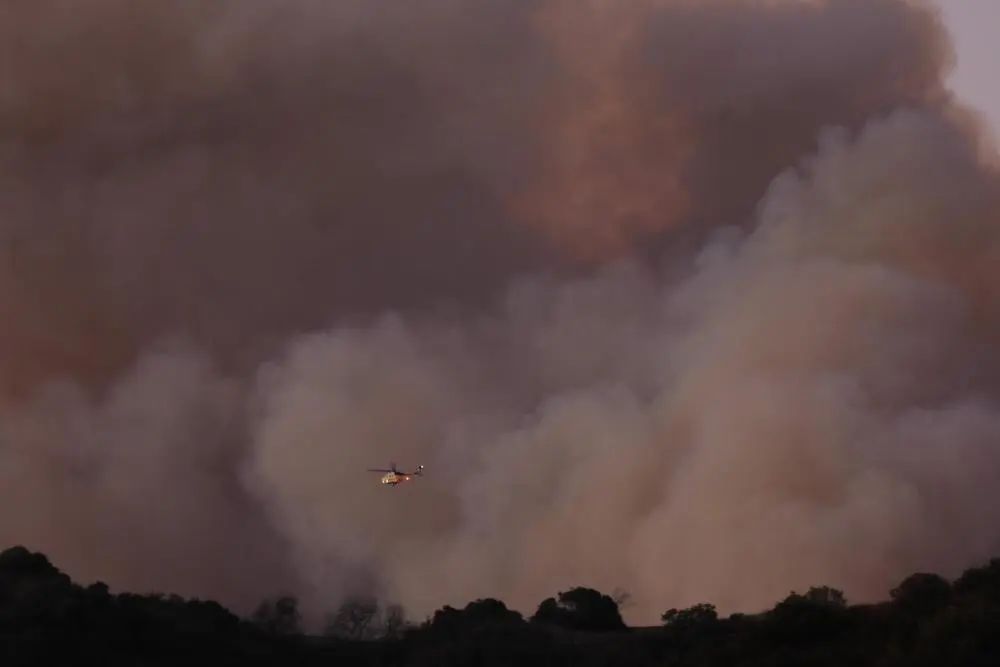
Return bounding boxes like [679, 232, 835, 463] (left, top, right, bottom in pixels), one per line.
[2, 0, 999, 622]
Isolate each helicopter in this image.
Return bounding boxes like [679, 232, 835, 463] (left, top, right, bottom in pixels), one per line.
[367, 463, 424, 486]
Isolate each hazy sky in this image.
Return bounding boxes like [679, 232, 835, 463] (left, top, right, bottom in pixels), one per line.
[935, 0, 1000, 134]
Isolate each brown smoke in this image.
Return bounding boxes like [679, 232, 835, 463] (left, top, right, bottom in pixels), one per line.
[2, 0, 999, 623]
[523, 0, 951, 257]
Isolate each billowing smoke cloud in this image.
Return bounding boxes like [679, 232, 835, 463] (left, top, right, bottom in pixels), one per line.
[249, 109, 1000, 620]
[2, 0, 998, 623]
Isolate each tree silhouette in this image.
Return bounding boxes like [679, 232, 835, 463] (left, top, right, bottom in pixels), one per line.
[954, 558, 1000, 602]
[251, 595, 301, 636]
[805, 586, 847, 607]
[662, 603, 718, 629]
[325, 596, 380, 640]
[531, 587, 626, 632]
[891, 573, 952, 615]
[382, 603, 407, 640]
[430, 598, 523, 632]
[6, 543, 1000, 666]
[767, 586, 849, 644]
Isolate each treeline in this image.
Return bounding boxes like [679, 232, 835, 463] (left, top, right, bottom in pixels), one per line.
[2, 545, 999, 666]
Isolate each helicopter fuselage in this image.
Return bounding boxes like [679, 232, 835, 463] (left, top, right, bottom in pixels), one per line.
[369, 464, 423, 486]
[380, 471, 417, 485]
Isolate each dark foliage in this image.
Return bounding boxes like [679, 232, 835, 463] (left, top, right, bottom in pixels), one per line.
[662, 603, 720, 641]
[3, 545, 1000, 666]
[531, 587, 627, 632]
[891, 573, 952, 615]
[663, 602, 718, 628]
[765, 586, 850, 640]
[428, 598, 525, 635]
[954, 558, 1000, 601]
[251, 595, 301, 636]
[325, 596, 380, 639]
[0, 546, 337, 666]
